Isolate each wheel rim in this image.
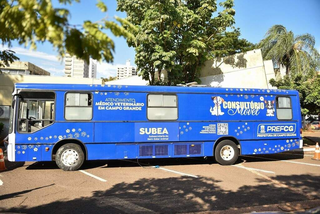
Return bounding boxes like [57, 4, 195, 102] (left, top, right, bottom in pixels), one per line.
[61, 149, 79, 166]
[220, 145, 235, 161]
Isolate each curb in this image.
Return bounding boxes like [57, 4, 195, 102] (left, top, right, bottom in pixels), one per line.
[304, 136, 319, 143]
[303, 147, 315, 152]
[289, 148, 315, 153]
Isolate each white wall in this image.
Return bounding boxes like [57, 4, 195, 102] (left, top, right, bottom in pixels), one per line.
[200, 49, 276, 89]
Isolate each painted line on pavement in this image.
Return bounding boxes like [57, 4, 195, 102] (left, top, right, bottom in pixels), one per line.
[79, 170, 107, 182]
[281, 160, 320, 167]
[243, 155, 320, 167]
[155, 167, 198, 178]
[233, 165, 275, 174]
[0, 179, 3, 186]
[304, 148, 315, 152]
[235, 163, 314, 200]
[286, 153, 314, 157]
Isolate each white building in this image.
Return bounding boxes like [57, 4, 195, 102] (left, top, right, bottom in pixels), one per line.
[0, 61, 50, 76]
[89, 58, 97, 78]
[199, 49, 276, 89]
[117, 60, 137, 79]
[64, 54, 89, 78]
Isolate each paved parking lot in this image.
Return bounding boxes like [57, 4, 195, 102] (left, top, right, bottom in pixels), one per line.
[1, 149, 320, 213]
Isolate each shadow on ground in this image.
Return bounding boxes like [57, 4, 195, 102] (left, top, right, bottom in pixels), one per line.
[24, 152, 304, 171]
[303, 136, 319, 146]
[0, 173, 319, 214]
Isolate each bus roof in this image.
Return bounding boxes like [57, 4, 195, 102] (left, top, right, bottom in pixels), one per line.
[15, 83, 298, 96]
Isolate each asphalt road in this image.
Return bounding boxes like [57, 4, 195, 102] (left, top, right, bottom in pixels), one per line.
[1, 149, 320, 214]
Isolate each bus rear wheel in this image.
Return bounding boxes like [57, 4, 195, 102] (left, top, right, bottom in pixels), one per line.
[215, 140, 239, 165]
[55, 143, 84, 171]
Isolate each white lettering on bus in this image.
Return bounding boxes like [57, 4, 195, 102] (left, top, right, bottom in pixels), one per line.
[266, 126, 294, 132]
[139, 128, 169, 135]
[222, 101, 265, 116]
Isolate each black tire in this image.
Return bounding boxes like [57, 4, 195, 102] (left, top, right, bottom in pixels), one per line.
[55, 143, 84, 171]
[214, 140, 239, 165]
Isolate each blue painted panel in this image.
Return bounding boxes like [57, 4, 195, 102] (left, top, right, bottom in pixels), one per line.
[116, 144, 137, 159]
[55, 91, 66, 121]
[93, 92, 146, 121]
[179, 122, 254, 141]
[15, 144, 54, 161]
[253, 122, 299, 139]
[179, 94, 219, 121]
[94, 123, 135, 143]
[41, 144, 54, 161]
[86, 144, 116, 160]
[179, 92, 301, 123]
[204, 142, 214, 156]
[15, 145, 28, 161]
[16, 122, 94, 144]
[87, 144, 138, 160]
[135, 123, 179, 142]
[15, 144, 42, 161]
[240, 139, 300, 155]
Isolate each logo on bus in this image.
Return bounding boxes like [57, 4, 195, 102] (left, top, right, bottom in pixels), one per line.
[210, 96, 266, 116]
[257, 123, 297, 137]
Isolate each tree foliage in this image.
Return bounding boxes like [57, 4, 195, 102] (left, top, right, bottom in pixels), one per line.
[0, 0, 133, 65]
[258, 25, 320, 77]
[270, 74, 320, 115]
[101, 76, 117, 83]
[117, 0, 253, 85]
[0, 50, 19, 68]
[261, 25, 320, 115]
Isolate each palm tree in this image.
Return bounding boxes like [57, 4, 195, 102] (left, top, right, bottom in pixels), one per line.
[258, 25, 319, 77]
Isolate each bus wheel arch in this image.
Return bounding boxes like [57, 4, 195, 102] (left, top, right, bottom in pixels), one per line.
[52, 139, 87, 161]
[214, 137, 240, 165]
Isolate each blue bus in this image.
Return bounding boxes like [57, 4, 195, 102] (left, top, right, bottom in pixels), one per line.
[7, 83, 303, 171]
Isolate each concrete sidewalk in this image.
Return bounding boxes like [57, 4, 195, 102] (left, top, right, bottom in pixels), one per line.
[301, 131, 320, 152]
[303, 131, 320, 144]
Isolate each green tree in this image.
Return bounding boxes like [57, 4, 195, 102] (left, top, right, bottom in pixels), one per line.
[0, 50, 19, 69]
[101, 76, 117, 83]
[270, 74, 320, 115]
[0, 0, 133, 65]
[258, 25, 320, 76]
[117, 0, 253, 85]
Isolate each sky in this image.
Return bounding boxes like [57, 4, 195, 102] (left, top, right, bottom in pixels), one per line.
[1, 0, 319, 78]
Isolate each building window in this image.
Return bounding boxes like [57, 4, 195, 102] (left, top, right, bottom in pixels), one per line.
[276, 97, 292, 120]
[65, 93, 92, 120]
[147, 94, 177, 120]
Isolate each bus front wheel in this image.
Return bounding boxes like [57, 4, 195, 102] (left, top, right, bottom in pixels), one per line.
[55, 143, 84, 171]
[215, 140, 239, 165]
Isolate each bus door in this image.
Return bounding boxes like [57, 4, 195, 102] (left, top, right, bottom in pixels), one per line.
[17, 92, 55, 134]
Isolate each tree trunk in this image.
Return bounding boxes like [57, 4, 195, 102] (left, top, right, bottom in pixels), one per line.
[150, 70, 155, 85]
[285, 65, 290, 76]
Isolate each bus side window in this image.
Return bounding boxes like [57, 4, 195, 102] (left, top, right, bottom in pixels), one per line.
[147, 94, 177, 120]
[276, 97, 292, 120]
[65, 93, 92, 120]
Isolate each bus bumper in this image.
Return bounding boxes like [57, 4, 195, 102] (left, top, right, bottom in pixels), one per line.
[7, 133, 15, 161]
[299, 139, 303, 149]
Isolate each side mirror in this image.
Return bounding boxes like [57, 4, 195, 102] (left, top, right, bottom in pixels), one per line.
[12, 94, 23, 108]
